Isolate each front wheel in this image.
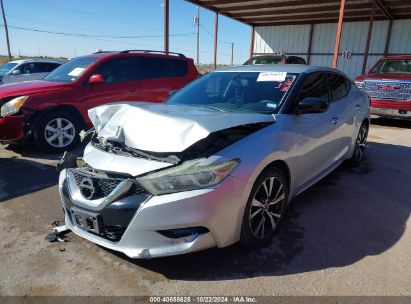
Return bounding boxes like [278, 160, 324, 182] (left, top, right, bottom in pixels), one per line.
[240, 167, 289, 248]
[33, 111, 82, 152]
[348, 123, 368, 165]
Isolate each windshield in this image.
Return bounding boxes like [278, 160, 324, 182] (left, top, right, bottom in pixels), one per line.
[0, 62, 18, 75]
[167, 71, 299, 113]
[44, 56, 99, 82]
[371, 59, 411, 74]
[244, 56, 282, 65]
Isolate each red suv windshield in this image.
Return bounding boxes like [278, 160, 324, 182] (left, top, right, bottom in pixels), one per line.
[44, 57, 99, 82]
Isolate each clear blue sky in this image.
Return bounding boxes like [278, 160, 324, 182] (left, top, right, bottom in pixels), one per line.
[0, 0, 251, 64]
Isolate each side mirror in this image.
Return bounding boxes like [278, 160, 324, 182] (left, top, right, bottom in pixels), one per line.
[12, 70, 21, 75]
[295, 97, 329, 115]
[89, 74, 104, 84]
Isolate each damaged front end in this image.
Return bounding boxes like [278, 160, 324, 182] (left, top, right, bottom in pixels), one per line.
[58, 102, 275, 257]
[60, 165, 150, 242]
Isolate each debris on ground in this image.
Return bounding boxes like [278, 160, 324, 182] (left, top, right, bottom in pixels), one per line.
[45, 223, 70, 243]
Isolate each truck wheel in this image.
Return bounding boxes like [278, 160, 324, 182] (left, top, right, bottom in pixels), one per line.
[33, 111, 81, 152]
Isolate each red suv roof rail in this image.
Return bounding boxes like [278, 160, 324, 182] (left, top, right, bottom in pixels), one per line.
[119, 50, 186, 58]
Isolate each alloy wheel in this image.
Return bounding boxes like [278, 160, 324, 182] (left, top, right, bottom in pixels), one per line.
[249, 176, 286, 240]
[44, 118, 76, 148]
[354, 125, 367, 162]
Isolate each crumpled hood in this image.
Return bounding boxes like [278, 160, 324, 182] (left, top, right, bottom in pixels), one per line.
[88, 102, 275, 153]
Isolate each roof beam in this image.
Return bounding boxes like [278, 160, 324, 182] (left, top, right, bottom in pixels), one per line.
[207, 0, 347, 13]
[375, 0, 394, 19]
[240, 10, 384, 23]
[253, 15, 393, 27]
[229, 3, 374, 18]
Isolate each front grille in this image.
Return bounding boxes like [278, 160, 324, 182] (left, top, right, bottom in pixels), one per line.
[71, 169, 146, 200]
[363, 80, 411, 101]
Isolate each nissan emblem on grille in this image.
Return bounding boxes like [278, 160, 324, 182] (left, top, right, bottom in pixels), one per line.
[79, 177, 96, 199]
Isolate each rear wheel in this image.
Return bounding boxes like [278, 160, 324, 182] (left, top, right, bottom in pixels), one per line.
[33, 111, 81, 152]
[240, 167, 289, 248]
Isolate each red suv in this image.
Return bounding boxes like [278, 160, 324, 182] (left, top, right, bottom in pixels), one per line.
[355, 55, 411, 120]
[0, 50, 199, 152]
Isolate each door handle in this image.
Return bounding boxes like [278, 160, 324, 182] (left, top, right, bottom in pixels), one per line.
[331, 117, 339, 125]
[355, 104, 361, 110]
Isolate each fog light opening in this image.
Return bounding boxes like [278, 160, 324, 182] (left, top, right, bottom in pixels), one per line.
[157, 227, 209, 239]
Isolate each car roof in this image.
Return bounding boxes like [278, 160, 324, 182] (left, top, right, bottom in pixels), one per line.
[214, 64, 341, 74]
[250, 55, 282, 59]
[8, 59, 63, 64]
[86, 50, 188, 60]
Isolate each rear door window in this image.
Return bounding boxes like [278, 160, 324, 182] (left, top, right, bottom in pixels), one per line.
[168, 59, 188, 77]
[134, 57, 172, 79]
[327, 73, 348, 101]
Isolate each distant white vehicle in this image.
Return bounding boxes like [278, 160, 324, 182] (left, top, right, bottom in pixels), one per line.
[0, 59, 62, 85]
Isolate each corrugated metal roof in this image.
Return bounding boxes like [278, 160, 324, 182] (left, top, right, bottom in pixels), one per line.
[186, 0, 411, 26]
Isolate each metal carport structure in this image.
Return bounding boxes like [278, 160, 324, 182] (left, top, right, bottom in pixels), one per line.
[181, 0, 411, 78]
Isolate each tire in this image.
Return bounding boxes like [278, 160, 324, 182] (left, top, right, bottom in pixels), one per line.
[240, 167, 289, 248]
[33, 110, 82, 153]
[348, 123, 368, 166]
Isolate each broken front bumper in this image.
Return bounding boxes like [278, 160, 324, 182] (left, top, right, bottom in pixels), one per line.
[58, 167, 249, 258]
[0, 115, 25, 141]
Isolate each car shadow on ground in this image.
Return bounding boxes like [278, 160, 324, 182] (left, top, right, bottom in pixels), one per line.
[1, 141, 87, 161]
[0, 157, 59, 202]
[105, 140, 410, 281]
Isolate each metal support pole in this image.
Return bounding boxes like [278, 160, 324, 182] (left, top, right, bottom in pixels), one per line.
[362, 0, 376, 74]
[230, 42, 234, 66]
[307, 24, 314, 65]
[333, 0, 346, 68]
[250, 26, 255, 58]
[196, 6, 200, 66]
[0, 0, 11, 60]
[164, 0, 169, 53]
[213, 13, 218, 70]
[384, 19, 393, 56]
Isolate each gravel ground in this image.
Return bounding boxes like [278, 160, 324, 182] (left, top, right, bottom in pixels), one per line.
[0, 117, 410, 296]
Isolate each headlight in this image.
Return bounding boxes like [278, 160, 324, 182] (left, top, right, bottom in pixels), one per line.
[0, 96, 29, 117]
[354, 81, 364, 89]
[137, 158, 240, 195]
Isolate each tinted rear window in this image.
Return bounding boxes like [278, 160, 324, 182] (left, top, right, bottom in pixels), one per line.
[168, 59, 188, 77]
[135, 57, 172, 79]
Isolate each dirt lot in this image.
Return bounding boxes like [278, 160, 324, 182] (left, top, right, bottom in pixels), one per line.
[0, 118, 410, 296]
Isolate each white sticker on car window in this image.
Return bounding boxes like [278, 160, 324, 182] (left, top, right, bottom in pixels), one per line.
[257, 72, 287, 82]
[266, 103, 277, 109]
[68, 67, 85, 77]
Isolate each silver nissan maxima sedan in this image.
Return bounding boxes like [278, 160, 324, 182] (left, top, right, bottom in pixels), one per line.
[58, 65, 370, 258]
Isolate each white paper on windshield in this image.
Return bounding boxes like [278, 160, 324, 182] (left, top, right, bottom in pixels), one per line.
[257, 72, 287, 82]
[68, 67, 85, 77]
